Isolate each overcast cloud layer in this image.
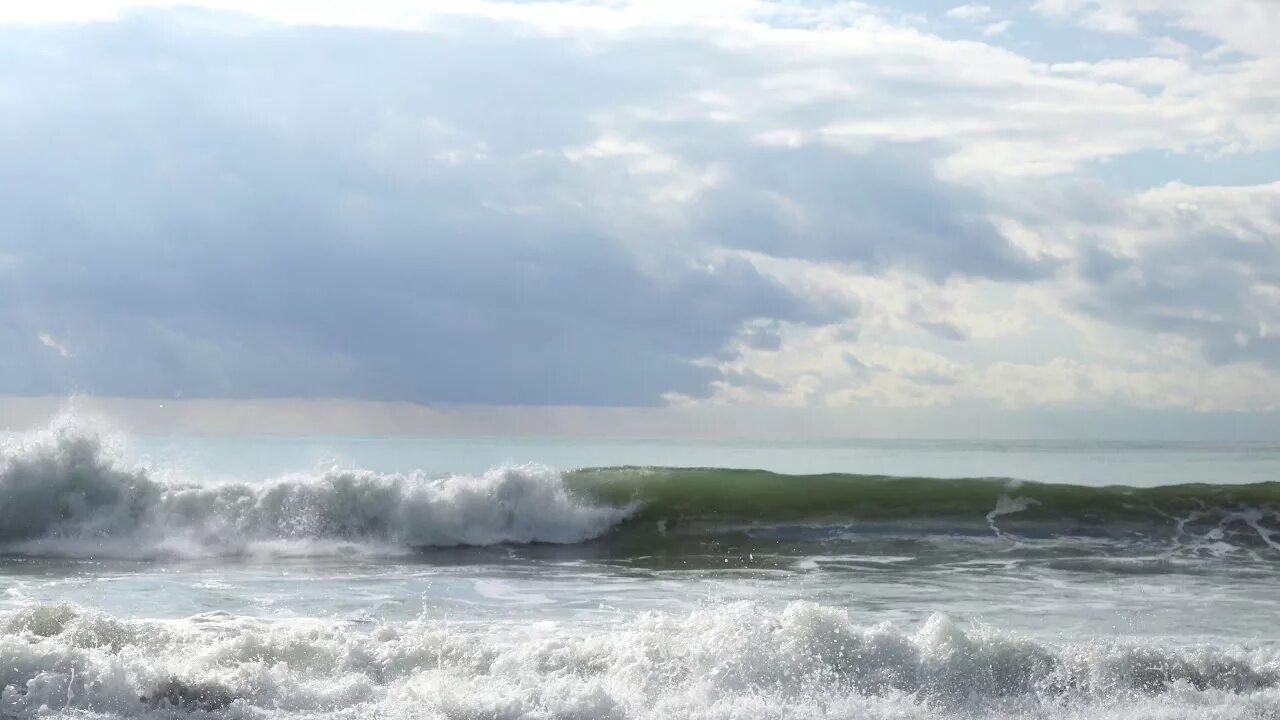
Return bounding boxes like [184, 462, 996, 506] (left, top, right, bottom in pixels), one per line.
[2, 0, 1278, 420]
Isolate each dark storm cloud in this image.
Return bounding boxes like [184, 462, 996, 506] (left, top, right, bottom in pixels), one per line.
[0, 9, 1035, 403]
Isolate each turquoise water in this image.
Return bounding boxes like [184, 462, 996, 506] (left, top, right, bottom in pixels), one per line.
[1, 418, 1278, 719]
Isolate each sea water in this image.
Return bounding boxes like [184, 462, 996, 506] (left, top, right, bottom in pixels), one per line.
[1, 416, 1278, 719]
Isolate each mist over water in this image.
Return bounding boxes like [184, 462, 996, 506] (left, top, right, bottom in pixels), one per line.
[2, 416, 1279, 719]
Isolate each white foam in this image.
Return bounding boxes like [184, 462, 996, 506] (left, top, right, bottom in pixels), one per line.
[0, 602, 1276, 719]
[0, 424, 627, 557]
[986, 493, 1041, 536]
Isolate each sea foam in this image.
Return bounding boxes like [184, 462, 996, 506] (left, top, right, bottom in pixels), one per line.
[0, 602, 1277, 719]
[0, 424, 627, 558]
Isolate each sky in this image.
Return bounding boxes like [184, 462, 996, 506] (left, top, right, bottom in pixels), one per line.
[1, 0, 1279, 438]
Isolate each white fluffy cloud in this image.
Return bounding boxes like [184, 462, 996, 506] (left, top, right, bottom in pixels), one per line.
[1035, 0, 1280, 57]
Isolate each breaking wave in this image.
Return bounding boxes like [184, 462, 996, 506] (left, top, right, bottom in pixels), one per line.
[1, 602, 1277, 719]
[2, 423, 1279, 558]
[0, 425, 626, 558]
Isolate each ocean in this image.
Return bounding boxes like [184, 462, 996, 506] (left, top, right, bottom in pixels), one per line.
[1, 416, 1279, 719]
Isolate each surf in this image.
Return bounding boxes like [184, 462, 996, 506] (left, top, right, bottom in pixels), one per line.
[1, 602, 1277, 719]
[3, 422, 1279, 559]
[0, 425, 627, 558]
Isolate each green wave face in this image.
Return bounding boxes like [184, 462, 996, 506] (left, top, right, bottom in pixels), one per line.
[565, 467, 1280, 541]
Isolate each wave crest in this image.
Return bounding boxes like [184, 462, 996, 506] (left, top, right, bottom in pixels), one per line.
[567, 466, 1280, 549]
[0, 426, 626, 557]
[5, 424, 1280, 559]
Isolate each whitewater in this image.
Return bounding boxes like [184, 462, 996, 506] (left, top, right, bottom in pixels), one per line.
[2, 419, 1280, 719]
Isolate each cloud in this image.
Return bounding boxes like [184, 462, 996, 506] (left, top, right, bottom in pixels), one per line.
[945, 5, 995, 23]
[1068, 182, 1280, 368]
[0, 4, 1059, 406]
[1, 1, 1278, 421]
[719, 368, 784, 392]
[0, 10, 859, 405]
[982, 20, 1011, 37]
[1034, 0, 1280, 59]
[738, 322, 785, 351]
[1033, 0, 1141, 34]
[915, 320, 968, 342]
[689, 143, 1056, 281]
